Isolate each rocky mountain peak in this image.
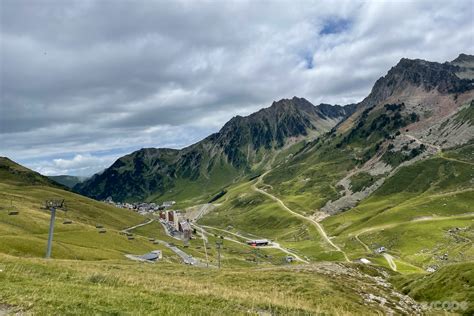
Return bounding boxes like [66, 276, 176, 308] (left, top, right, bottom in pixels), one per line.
[451, 53, 474, 64]
[360, 56, 473, 109]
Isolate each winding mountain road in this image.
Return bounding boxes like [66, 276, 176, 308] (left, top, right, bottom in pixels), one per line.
[253, 172, 350, 262]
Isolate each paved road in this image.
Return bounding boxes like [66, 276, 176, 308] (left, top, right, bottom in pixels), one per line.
[200, 224, 252, 241]
[267, 241, 309, 263]
[354, 231, 397, 271]
[150, 238, 206, 267]
[253, 171, 350, 262]
[167, 243, 199, 265]
[122, 218, 206, 267]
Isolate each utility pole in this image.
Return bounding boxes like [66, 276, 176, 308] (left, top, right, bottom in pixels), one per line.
[201, 226, 209, 268]
[216, 239, 223, 269]
[44, 199, 66, 259]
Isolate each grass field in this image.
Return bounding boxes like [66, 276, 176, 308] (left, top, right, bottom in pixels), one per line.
[0, 179, 170, 259]
[0, 254, 424, 315]
[392, 262, 474, 315]
[264, 143, 355, 213]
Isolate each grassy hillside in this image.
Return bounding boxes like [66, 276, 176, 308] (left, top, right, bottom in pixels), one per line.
[0, 157, 66, 189]
[0, 254, 423, 315]
[0, 158, 164, 260]
[48, 175, 87, 189]
[392, 262, 474, 315]
[321, 145, 474, 271]
[264, 140, 355, 213]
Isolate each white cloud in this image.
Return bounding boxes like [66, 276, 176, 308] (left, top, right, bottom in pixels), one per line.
[31, 154, 115, 176]
[1, 0, 472, 175]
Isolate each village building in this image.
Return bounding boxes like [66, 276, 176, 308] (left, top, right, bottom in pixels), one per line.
[246, 239, 270, 246]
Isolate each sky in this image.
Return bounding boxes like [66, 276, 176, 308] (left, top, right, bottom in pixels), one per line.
[1, 0, 473, 176]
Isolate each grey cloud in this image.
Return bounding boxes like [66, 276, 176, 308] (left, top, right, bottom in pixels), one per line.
[1, 0, 473, 175]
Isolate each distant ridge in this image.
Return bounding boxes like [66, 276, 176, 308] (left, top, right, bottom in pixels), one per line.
[74, 98, 355, 202]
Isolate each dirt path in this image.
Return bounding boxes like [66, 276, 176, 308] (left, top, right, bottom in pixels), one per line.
[354, 231, 397, 271]
[121, 218, 154, 233]
[439, 154, 474, 166]
[382, 253, 397, 271]
[404, 134, 441, 152]
[354, 233, 371, 252]
[253, 172, 350, 262]
[199, 225, 253, 241]
[351, 212, 474, 238]
[352, 212, 474, 271]
[268, 241, 309, 263]
[405, 134, 474, 165]
[188, 204, 215, 222]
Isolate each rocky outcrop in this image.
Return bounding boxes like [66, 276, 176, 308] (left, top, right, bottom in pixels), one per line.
[360, 56, 473, 110]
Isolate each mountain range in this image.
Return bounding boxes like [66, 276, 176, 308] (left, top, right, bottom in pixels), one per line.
[74, 97, 356, 202]
[75, 54, 474, 209]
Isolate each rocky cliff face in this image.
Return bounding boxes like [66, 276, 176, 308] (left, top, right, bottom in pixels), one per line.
[209, 97, 354, 167]
[75, 98, 353, 202]
[360, 55, 473, 109]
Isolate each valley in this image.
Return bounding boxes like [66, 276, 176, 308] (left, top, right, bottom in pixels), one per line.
[1, 54, 473, 315]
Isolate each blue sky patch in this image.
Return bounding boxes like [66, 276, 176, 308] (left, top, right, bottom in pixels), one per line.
[320, 18, 352, 35]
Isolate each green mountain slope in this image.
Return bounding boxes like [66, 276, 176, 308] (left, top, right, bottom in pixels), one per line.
[0, 255, 424, 315]
[0, 158, 161, 260]
[392, 262, 474, 314]
[322, 144, 473, 269]
[0, 157, 67, 189]
[48, 175, 88, 188]
[75, 98, 355, 204]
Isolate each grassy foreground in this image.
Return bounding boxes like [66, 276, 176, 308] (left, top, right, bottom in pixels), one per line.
[0, 254, 422, 315]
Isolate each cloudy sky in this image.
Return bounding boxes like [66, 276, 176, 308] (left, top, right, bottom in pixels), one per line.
[1, 0, 473, 176]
